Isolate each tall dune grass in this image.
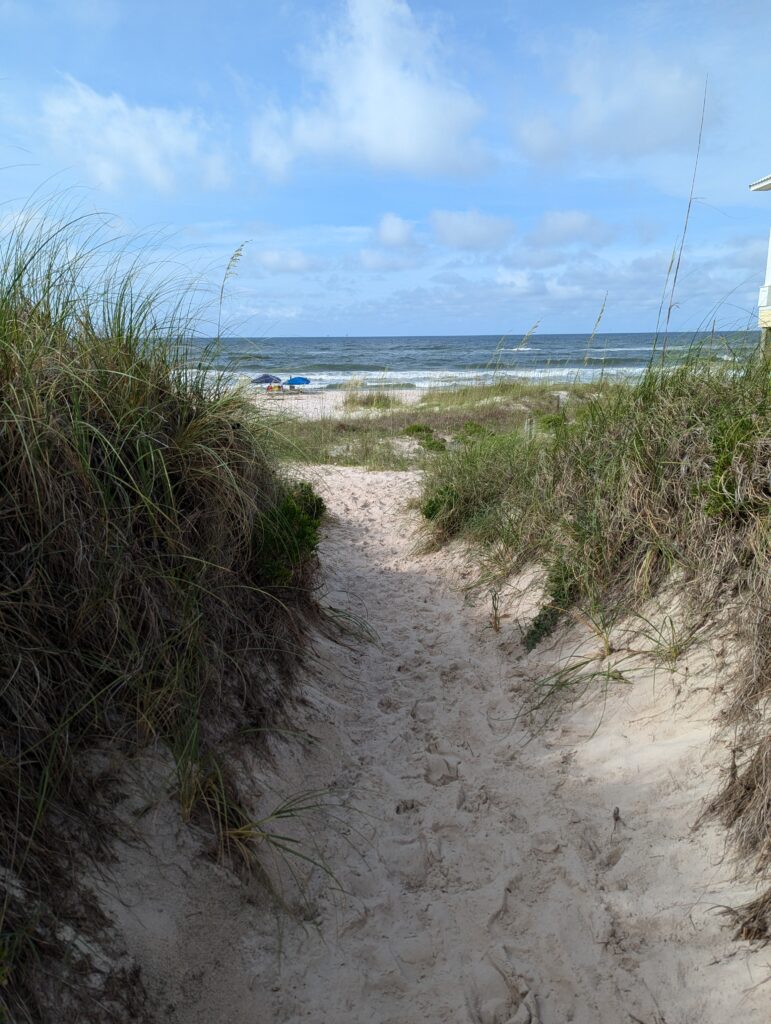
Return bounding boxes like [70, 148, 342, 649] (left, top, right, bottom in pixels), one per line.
[421, 345, 770, 934]
[0, 211, 323, 1021]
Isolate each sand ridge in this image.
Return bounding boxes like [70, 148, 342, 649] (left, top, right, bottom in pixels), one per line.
[105, 466, 769, 1023]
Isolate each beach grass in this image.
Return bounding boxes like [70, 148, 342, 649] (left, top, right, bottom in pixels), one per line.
[0, 209, 324, 1020]
[342, 388, 403, 410]
[420, 343, 771, 935]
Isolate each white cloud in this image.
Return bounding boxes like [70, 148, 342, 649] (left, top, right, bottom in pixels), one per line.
[377, 212, 414, 247]
[256, 248, 318, 273]
[518, 41, 705, 163]
[41, 76, 226, 192]
[221, 229, 761, 336]
[495, 267, 536, 296]
[527, 211, 617, 247]
[250, 0, 483, 177]
[358, 246, 419, 271]
[431, 209, 514, 250]
[360, 248, 395, 270]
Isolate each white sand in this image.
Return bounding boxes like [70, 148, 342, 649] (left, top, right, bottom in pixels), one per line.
[253, 387, 423, 419]
[101, 466, 769, 1023]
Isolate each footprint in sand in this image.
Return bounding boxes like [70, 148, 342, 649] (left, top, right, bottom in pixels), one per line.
[410, 698, 436, 723]
[395, 798, 419, 814]
[463, 945, 540, 1024]
[456, 783, 490, 812]
[424, 752, 461, 785]
[378, 834, 429, 885]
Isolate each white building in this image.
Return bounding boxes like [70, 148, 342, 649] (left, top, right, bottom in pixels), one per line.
[749, 173, 771, 342]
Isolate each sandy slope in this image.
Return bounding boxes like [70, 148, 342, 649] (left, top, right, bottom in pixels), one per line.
[105, 466, 769, 1024]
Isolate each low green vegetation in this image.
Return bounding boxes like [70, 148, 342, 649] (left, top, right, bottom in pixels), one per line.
[272, 379, 596, 470]
[0, 212, 323, 1021]
[420, 346, 770, 935]
[271, 409, 414, 469]
[401, 422, 446, 452]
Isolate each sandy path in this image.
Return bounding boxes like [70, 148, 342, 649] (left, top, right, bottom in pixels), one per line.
[106, 465, 769, 1024]
[257, 467, 768, 1024]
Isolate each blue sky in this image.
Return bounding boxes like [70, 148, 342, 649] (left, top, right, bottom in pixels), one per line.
[1, 0, 769, 335]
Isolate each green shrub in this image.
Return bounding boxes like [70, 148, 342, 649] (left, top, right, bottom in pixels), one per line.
[522, 604, 563, 650]
[256, 482, 326, 585]
[418, 435, 447, 453]
[402, 422, 434, 436]
[401, 421, 447, 454]
[522, 553, 579, 649]
[421, 484, 459, 521]
[537, 412, 566, 432]
[421, 432, 529, 540]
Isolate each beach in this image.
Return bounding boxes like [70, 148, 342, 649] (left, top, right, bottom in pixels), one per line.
[3, 226, 767, 1021]
[3, 0, 769, 1012]
[252, 386, 424, 418]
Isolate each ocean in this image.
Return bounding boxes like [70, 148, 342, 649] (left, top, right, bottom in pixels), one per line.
[191, 331, 757, 390]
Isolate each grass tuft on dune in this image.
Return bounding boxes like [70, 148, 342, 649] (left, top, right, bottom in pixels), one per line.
[0, 209, 324, 1022]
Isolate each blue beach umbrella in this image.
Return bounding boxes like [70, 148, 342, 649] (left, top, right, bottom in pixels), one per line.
[285, 376, 310, 386]
[253, 373, 281, 384]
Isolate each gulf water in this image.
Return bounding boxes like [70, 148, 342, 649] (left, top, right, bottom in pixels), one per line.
[191, 331, 757, 389]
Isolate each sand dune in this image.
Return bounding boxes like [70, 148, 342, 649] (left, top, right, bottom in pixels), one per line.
[105, 466, 769, 1023]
